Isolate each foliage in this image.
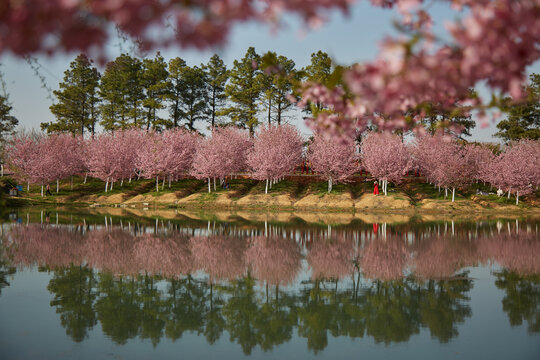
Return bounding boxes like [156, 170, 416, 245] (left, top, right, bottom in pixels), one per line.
[42, 54, 100, 137]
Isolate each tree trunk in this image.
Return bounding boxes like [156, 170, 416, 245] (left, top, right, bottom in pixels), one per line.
[84, 173, 87, 184]
[105, 178, 109, 192]
[445, 187, 448, 198]
[56, 179, 59, 193]
[41, 183, 44, 197]
[213, 177, 216, 191]
[1, 164, 3, 176]
[508, 188, 511, 199]
[156, 176, 159, 192]
[110, 180, 113, 191]
[328, 177, 332, 193]
[516, 191, 519, 205]
[71, 176, 73, 190]
[452, 187, 455, 202]
[265, 179, 268, 194]
[169, 175, 171, 188]
[162, 177, 165, 190]
[120, 178, 123, 187]
[27, 181, 29, 192]
[208, 178, 211, 193]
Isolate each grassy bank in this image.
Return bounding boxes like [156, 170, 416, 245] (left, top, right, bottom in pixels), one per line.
[2, 175, 539, 213]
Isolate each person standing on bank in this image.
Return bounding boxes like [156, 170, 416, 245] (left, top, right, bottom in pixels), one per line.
[46, 183, 52, 196]
[373, 181, 379, 196]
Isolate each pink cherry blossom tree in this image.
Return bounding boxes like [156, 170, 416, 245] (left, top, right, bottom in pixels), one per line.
[161, 128, 200, 187]
[191, 127, 252, 192]
[190, 235, 247, 281]
[361, 132, 411, 196]
[85, 132, 127, 192]
[4, 132, 40, 191]
[247, 125, 303, 194]
[135, 131, 167, 192]
[360, 236, 408, 281]
[308, 132, 358, 193]
[494, 140, 540, 204]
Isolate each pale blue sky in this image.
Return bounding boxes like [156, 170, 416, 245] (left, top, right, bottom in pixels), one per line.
[1, 2, 538, 141]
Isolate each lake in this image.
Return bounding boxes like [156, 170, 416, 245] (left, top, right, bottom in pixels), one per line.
[0, 208, 539, 359]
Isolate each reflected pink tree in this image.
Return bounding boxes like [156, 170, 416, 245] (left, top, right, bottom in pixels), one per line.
[361, 237, 408, 281]
[190, 236, 247, 281]
[245, 236, 301, 286]
[307, 237, 354, 280]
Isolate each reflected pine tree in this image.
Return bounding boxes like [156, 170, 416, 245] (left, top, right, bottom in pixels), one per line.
[94, 274, 141, 344]
[47, 265, 97, 342]
[417, 272, 473, 342]
[494, 270, 540, 334]
[0, 246, 16, 296]
[164, 275, 208, 341]
[138, 273, 166, 347]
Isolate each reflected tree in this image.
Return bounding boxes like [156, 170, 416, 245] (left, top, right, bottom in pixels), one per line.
[494, 270, 540, 334]
[47, 265, 97, 342]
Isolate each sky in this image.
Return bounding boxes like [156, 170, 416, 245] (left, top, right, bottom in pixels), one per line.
[1, 2, 539, 142]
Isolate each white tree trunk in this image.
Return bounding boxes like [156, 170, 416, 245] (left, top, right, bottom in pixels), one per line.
[84, 173, 87, 184]
[156, 176, 159, 192]
[56, 179, 59, 193]
[105, 178, 109, 192]
[41, 183, 44, 197]
[110, 180, 113, 191]
[265, 179, 268, 194]
[0, 164, 3, 176]
[445, 187, 448, 198]
[129, 176, 131, 183]
[168, 175, 171, 188]
[452, 187, 455, 202]
[213, 177, 216, 191]
[508, 187, 511, 199]
[208, 178, 211, 193]
[328, 177, 332, 193]
[27, 181, 29, 192]
[516, 191, 519, 205]
[162, 177, 165, 190]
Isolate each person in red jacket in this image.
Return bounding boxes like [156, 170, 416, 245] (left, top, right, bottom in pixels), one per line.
[373, 181, 379, 195]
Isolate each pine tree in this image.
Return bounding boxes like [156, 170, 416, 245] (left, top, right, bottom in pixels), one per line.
[202, 54, 228, 129]
[42, 54, 100, 137]
[168, 57, 187, 128]
[223, 47, 263, 136]
[303, 51, 332, 115]
[495, 73, 540, 142]
[0, 95, 18, 142]
[177, 66, 208, 131]
[99, 54, 143, 131]
[141, 52, 169, 131]
[260, 52, 297, 125]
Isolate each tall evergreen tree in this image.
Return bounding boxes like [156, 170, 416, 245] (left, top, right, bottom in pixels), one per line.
[302, 51, 332, 115]
[178, 66, 208, 131]
[168, 57, 187, 128]
[0, 95, 18, 142]
[99, 54, 143, 131]
[141, 52, 169, 131]
[260, 52, 297, 126]
[223, 47, 263, 136]
[42, 54, 100, 136]
[203, 54, 228, 129]
[495, 73, 540, 142]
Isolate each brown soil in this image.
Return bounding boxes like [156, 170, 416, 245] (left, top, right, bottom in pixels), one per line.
[354, 193, 413, 210]
[293, 193, 355, 209]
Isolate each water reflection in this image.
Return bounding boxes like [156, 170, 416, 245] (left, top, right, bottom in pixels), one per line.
[0, 215, 539, 353]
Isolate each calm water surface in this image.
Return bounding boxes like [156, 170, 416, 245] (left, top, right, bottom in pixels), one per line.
[0, 209, 539, 359]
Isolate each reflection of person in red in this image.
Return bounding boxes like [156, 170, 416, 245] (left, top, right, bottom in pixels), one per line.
[373, 181, 379, 195]
[373, 223, 379, 234]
